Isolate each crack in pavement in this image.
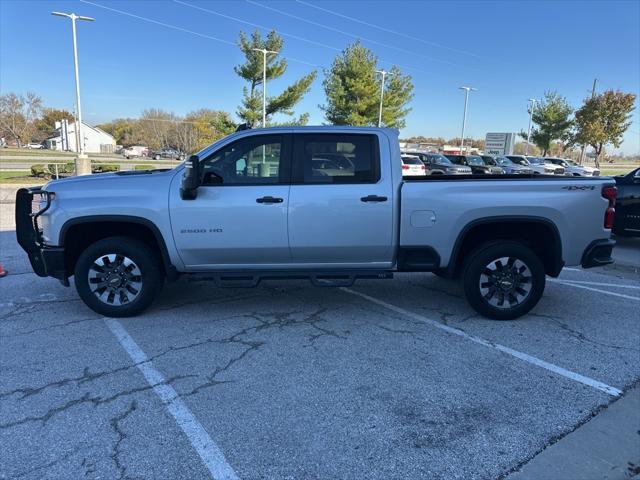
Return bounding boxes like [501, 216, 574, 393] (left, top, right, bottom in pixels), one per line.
[0, 375, 192, 430]
[1, 315, 102, 337]
[109, 400, 137, 480]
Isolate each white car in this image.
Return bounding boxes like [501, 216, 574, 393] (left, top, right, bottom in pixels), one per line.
[401, 155, 426, 176]
[122, 146, 149, 159]
[545, 158, 600, 177]
[25, 143, 44, 149]
[506, 156, 564, 175]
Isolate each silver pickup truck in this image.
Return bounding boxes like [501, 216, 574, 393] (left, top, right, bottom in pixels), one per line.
[16, 126, 617, 320]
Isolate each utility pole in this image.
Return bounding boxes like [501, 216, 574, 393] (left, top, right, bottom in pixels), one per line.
[525, 98, 536, 155]
[375, 69, 393, 127]
[458, 86, 477, 155]
[252, 48, 278, 128]
[579, 78, 597, 165]
[52, 11, 94, 175]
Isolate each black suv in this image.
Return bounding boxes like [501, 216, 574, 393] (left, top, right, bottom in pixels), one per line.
[445, 154, 503, 174]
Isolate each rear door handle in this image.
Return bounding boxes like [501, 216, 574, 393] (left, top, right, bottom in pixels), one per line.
[360, 195, 388, 203]
[256, 196, 284, 204]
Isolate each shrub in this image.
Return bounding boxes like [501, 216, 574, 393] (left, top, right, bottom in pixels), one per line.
[92, 163, 120, 173]
[30, 164, 48, 178]
[47, 162, 75, 177]
[134, 164, 154, 171]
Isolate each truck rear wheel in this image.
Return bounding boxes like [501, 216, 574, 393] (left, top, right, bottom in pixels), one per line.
[462, 241, 545, 320]
[74, 236, 163, 317]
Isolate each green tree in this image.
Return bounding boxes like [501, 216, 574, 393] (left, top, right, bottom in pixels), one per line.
[98, 118, 143, 147]
[33, 108, 74, 141]
[573, 89, 636, 167]
[519, 91, 573, 156]
[322, 42, 413, 128]
[235, 30, 316, 127]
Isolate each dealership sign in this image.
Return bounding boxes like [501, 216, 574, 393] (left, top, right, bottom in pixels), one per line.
[485, 133, 515, 155]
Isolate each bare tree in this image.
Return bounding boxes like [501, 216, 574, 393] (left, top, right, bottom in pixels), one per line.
[138, 108, 177, 150]
[0, 92, 43, 147]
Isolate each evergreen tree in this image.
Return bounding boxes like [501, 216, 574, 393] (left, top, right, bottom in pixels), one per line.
[322, 42, 413, 128]
[519, 91, 573, 156]
[235, 30, 316, 127]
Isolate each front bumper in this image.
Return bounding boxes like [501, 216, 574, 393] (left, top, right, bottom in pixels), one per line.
[581, 239, 615, 269]
[15, 187, 69, 285]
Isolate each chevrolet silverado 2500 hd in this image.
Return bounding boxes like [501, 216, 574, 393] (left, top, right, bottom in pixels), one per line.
[16, 127, 616, 320]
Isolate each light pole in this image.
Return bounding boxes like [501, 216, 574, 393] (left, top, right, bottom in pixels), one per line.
[525, 98, 536, 155]
[52, 11, 94, 175]
[252, 48, 278, 128]
[375, 69, 393, 127]
[458, 86, 477, 155]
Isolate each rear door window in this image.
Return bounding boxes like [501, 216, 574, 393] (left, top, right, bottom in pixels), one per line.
[294, 134, 380, 184]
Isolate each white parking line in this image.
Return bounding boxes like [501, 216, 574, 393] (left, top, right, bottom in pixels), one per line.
[549, 279, 640, 301]
[341, 288, 623, 397]
[105, 318, 239, 480]
[556, 279, 640, 290]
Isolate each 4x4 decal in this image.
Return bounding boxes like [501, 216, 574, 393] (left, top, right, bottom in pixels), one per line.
[562, 185, 596, 191]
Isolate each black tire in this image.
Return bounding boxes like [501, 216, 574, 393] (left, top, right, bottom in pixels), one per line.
[74, 236, 163, 317]
[461, 241, 545, 320]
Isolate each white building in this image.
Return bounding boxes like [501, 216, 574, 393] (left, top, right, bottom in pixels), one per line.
[44, 120, 116, 153]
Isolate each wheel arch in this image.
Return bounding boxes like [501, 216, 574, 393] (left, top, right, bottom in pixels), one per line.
[446, 216, 564, 278]
[59, 215, 177, 280]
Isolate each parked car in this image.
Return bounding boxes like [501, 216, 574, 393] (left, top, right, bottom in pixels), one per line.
[445, 154, 503, 174]
[16, 126, 616, 320]
[613, 167, 640, 237]
[506, 156, 562, 175]
[25, 143, 44, 149]
[545, 157, 600, 177]
[401, 150, 471, 175]
[490, 156, 534, 175]
[122, 146, 149, 159]
[401, 155, 427, 176]
[150, 148, 185, 161]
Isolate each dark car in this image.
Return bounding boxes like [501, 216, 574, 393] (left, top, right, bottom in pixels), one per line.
[150, 148, 185, 160]
[402, 150, 472, 175]
[445, 154, 503, 174]
[613, 167, 640, 237]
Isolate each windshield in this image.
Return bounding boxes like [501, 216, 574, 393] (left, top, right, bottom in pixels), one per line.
[482, 156, 497, 165]
[466, 156, 484, 166]
[427, 154, 453, 165]
[526, 157, 543, 165]
[402, 156, 423, 165]
[508, 156, 530, 166]
[496, 157, 514, 166]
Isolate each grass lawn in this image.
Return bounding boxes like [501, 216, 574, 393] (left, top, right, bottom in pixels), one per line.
[0, 171, 43, 184]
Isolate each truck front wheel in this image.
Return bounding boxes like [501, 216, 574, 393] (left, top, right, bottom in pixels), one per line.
[74, 236, 163, 317]
[462, 241, 545, 320]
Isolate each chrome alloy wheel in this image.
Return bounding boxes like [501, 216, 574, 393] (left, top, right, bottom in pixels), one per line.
[479, 256, 532, 309]
[88, 254, 142, 306]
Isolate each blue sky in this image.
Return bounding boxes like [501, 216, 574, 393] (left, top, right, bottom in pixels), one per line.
[1, 0, 639, 153]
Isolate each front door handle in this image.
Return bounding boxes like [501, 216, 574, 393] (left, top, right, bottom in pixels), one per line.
[256, 196, 284, 204]
[361, 195, 388, 203]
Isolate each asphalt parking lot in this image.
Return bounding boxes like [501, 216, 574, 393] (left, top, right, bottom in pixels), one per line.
[1, 191, 639, 479]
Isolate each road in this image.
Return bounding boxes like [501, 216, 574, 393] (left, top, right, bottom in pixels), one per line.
[0, 190, 638, 479]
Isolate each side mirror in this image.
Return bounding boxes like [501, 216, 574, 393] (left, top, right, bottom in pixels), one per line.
[180, 155, 200, 200]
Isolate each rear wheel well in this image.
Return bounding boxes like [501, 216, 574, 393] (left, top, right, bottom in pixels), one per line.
[450, 220, 562, 278]
[62, 221, 167, 277]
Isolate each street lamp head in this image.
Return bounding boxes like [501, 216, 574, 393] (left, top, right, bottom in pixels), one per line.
[252, 48, 278, 55]
[459, 86, 477, 92]
[52, 12, 95, 21]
